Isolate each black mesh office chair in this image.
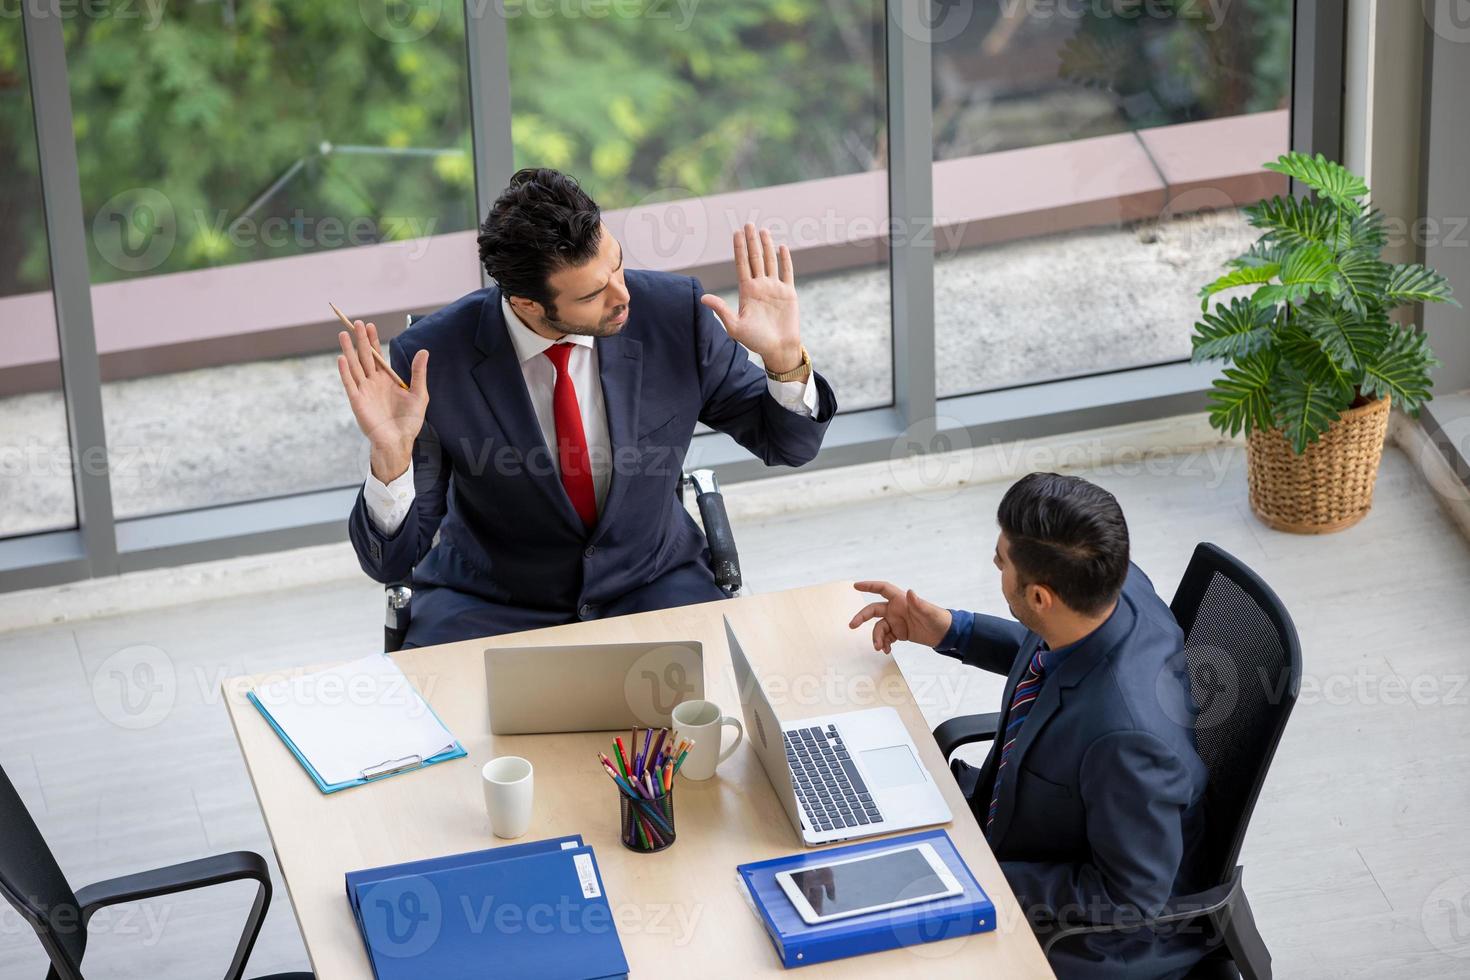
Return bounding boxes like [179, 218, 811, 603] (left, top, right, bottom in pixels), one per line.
[383, 314, 742, 652]
[933, 543, 1302, 980]
[0, 764, 311, 980]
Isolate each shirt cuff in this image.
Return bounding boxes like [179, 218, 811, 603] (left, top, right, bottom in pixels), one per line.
[766, 370, 818, 418]
[935, 608, 975, 655]
[363, 460, 415, 535]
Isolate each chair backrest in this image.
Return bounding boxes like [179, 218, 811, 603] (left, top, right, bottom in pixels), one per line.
[1169, 542, 1302, 887]
[0, 763, 87, 978]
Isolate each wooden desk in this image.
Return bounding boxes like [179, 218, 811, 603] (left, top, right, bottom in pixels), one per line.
[222, 581, 1052, 977]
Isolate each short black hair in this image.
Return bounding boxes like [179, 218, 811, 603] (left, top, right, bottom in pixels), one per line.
[476, 168, 603, 314]
[997, 472, 1130, 616]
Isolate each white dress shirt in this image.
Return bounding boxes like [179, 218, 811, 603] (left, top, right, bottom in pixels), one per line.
[364, 297, 818, 534]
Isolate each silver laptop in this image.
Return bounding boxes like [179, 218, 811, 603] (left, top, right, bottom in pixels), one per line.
[725, 617, 951, 846]
[485, 641, 702, 734]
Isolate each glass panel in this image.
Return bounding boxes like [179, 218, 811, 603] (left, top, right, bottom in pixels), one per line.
[932, 0, 1294, 397]
[508, 0, 892, 412]
[0, 17, 77, 538]
[64, 2, 477, 517]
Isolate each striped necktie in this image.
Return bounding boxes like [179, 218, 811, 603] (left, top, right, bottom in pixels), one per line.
[987, 644, 1050, 833]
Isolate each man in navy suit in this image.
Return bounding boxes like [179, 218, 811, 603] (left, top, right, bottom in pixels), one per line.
[850, 473, 1212, 979]
[335, 168, 835, 647]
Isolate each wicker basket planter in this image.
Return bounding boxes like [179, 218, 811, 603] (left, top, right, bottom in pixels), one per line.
[1245, 395, 1391, 534]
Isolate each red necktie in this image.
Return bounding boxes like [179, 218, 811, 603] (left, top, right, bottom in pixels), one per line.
[542, 343, 598, 529]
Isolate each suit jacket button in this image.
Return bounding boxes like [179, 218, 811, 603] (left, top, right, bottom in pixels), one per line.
[584, 545, 596, 558]
[579, 603, 593, 620]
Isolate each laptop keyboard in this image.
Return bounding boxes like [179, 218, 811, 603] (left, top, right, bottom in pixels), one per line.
[785, 724, 884, 833]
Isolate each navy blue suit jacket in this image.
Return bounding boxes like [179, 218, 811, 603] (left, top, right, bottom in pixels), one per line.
[940, 563, 1211, 979]
[348, 269, 836, 643]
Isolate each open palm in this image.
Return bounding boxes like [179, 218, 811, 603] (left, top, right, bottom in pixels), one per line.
[700, 224, 803, 373]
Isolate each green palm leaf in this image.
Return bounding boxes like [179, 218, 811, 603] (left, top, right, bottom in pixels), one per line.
[1206, 350, 1279, 438]
[1298, 299, 1387, 372]
[1243, 195, 1336, 247]
[1359, 327, 1440, 414]
[1264, 151, 1369, 207]
[1277, 320, 1355, 401]
[1191, 298, 1277, 363]
[1334, 209, 1387, 253]
[1335, 251, 1392, 316]
[1227, 241, 1288, 271]
[1199, 264, 1278, 312]
[1252, 242, 1337, 308]
[1270, 363, 1349, 453]
[1383, 263, 1460, 308]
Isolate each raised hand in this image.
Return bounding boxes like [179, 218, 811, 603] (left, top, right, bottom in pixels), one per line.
[699, 223, 805, 376]
[848, 581, 953, 655]
[335, 319, 429, 484]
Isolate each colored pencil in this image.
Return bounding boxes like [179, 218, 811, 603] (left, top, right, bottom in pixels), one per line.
[329, 302, 409, 390]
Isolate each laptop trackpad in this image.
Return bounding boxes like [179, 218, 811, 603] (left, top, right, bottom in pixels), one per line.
[860, 744, 926, 790]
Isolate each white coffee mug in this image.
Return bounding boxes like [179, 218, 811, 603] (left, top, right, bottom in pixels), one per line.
[671, 699, 744, 781]
[482, 756, 533, 839]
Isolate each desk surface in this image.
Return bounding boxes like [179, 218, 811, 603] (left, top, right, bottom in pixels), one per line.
[222, 581, 1052, 978]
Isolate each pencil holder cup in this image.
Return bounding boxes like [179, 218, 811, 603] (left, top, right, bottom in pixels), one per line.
[618, 786, 676, 853]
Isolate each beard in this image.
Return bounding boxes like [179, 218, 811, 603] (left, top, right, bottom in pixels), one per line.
[543, 303, 629, 338]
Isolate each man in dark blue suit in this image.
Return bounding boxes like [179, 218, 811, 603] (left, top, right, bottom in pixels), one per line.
[335, 169, 835, 647]
[850, 473, 1212, 979]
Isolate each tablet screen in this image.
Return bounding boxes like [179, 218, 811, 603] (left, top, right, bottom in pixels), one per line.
[786, 846, 951, 918]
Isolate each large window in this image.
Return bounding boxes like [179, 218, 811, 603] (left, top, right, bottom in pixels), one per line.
[507, 0, 893, 411]
[931, 0, 1293, 397]
[1, 17, 75, 539]
[58, 1, 478, 518]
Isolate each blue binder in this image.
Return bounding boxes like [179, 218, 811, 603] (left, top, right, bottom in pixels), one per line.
[350, 840, 629, 980]
[346, 835, 584, 929]
[246, 689, 466, 794]
[736, 829, 995, 968]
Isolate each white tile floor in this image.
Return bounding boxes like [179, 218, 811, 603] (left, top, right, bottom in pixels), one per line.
[3, 442, 1469, 978]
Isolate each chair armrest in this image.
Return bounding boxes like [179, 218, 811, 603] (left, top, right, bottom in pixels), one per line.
[687, 469, 741, 596]
[933, 711, 1001, 759]
[75, 851, 274, 980]
[1041, 867, 1242, 956]
[385, 582, 412, 653]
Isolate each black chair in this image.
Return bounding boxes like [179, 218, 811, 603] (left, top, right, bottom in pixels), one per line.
[933, 543, 1302, 980]
[0, 764, 311, 980]
[383, 314, 742, 652]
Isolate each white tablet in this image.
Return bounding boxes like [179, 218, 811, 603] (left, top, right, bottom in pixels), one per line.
[774, 842, 962, 925]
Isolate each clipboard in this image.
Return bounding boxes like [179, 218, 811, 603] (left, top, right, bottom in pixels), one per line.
[246, 655, 467, 794]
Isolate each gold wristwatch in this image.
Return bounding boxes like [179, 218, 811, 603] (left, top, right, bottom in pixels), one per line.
[765, 345, 811, 383]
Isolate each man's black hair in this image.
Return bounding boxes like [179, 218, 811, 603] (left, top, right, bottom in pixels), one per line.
[476, 167, 603, 316]
[997, 472, 1130, 616]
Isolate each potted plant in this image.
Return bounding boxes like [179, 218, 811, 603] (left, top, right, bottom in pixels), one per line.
[1191, 152, 1460, 533]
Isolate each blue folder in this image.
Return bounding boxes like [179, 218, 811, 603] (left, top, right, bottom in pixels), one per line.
[346, 835, 585, 929]
[350, 839, 629, 980]
[247, 689, 466, 794]
[736, 829, 996, 968]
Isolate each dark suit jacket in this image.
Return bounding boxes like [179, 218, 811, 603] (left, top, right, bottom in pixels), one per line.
[347, 269, 836, 641]
[940, 563, 1211, 979]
